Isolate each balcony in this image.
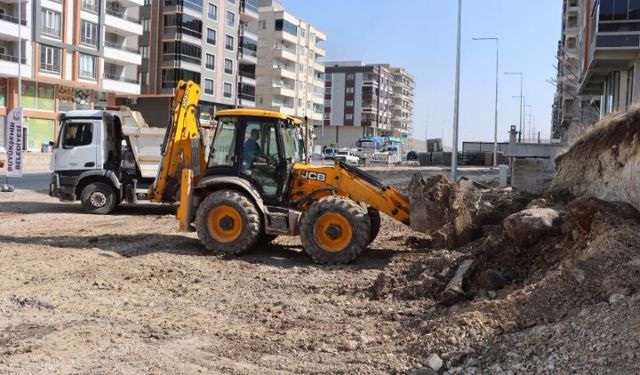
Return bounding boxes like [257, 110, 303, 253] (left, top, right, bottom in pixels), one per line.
[104, 41, 141, 65]
[239, 47, 257, 64]
[105, 9, 143, 35]
[239, 70, 256, 86]
[81, 1, 100, 13]
[0, 53, 31, 78]
[579, 30, 640, 95]
[274, 64, 296, 80]
[240, 0, 259, 21]
[238, 93, 256, 108]
[102, 73, 140, 94]
[272, 82, 296, 98]
[239, 24, 257, 41]
[275, 30, 297, 45]
[275, 46, 297, 63]
[0, 13, 29, 41]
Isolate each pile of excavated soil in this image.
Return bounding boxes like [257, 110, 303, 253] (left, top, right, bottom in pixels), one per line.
[551, 104, 640, 210]
[374, 194, 640, 373]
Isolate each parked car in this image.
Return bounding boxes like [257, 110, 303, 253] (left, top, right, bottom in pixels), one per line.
[323, 147, 340, 160]
[407, 150, 418, 161]
[334, 149, 360, 164]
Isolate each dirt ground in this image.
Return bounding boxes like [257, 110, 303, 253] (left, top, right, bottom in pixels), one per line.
[3, 173, 640, 374]
[0, 190, 436, 375]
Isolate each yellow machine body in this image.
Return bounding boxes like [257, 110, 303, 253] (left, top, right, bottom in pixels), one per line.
[289, 162, 410, 226]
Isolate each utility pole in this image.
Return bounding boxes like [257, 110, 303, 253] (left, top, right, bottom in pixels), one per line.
[451, 0, 462, 182]
[472, 37, 499, 167]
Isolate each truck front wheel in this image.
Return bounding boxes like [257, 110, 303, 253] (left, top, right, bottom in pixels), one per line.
[80, 182, 118, 214]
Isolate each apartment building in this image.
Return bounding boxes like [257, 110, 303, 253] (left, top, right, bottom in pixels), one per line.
[255, 0, 326, 126]
[0, 0, 143, 153]
[577, 0, 640, 120]
[388, 66, 415, 139]
[320, 61, 414, 149]
[551, 0, 597, 143]
[122, 0, 258, 127]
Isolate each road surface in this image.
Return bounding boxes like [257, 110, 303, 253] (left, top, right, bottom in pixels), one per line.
[0, 173, 50, 193]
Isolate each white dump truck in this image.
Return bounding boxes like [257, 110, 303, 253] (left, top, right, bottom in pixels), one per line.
[49, 107, 166, 214]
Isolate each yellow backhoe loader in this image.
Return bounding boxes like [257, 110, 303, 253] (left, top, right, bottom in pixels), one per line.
[149, 80, 410, 264]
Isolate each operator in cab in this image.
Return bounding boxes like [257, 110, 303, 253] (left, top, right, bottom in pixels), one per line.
[243, 128, 261, 172]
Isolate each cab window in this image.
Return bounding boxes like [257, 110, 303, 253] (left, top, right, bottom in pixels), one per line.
[62, 123, 93, 148]
[208, 117, 237, 167]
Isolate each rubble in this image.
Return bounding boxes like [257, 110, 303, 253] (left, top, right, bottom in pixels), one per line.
[503, 208, 564, 247]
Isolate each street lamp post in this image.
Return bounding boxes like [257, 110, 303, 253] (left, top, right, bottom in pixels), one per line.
[451, 0, 462, 182]
[505, 72, 523, 143]
[472, 37, 499, 167]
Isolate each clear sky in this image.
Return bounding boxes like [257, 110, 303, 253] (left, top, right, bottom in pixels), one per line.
[279, 0, 562, 147]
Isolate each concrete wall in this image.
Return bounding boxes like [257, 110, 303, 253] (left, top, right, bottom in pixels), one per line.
[314, 125, 363, 148]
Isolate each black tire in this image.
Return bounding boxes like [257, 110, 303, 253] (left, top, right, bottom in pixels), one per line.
[368, 207, 381, 245]
[195, 190, 261, 255]
[80, 182, 118, 215]
[299, 196, 370, 265]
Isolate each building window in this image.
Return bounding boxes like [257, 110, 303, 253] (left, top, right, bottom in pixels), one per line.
[346, 87, 354, 94]
[81, 0, 99, 13]
[79, 54, 96, 79]
[141, 46, 149, 58]
[204, 78, 214, 95]
[206, 53, 215, 70]
[346, 100, 353, 107]
[345, 113, 353, 120]
[346, 73, 355, 81]
[225, 34, 234, 50]
[142, 18, 150, 32]
[41, 9, 61, 37]
[228, 0, 236, 4]
[80, 21, 98, 46]
[208, 3, 217, 20]
[259, 20, 266, 29]
[224, 58, 233, 74]
[40, 45, 61, 73]
[275, 19, 297, 36]
[223, 82, 233, 98]
[324, 112, 330, 120]
[226, 10, 235, 26]
[207, 28, 216, 45]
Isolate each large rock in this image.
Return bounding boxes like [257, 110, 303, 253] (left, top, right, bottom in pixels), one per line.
[408, 174, 474, 247]
[504, 208, 564, 247]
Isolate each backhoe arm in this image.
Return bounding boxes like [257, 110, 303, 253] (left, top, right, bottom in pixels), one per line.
[148, 80, 206, 204]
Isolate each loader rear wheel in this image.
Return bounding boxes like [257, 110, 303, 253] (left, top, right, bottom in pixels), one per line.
[195, 190, 261, 255]
[368, 207, 381, 245]
[81, 182, 118, 215]
[300, 196, 370, 264]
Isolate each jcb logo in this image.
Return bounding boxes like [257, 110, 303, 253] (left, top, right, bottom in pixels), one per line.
[301, 171, 327, 182]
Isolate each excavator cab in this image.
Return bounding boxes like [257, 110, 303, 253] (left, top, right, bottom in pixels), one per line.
[205, 110, 302, 205]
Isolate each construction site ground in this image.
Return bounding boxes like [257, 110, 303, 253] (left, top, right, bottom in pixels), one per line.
[2, 166, 640, 374]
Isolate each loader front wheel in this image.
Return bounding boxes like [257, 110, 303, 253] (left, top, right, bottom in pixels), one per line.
[300, 196, 370, 264]
[196, 190, 261, 255]
[368, 207, 381, 245]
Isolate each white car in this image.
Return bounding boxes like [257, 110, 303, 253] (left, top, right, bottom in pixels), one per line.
[334, 149, 360, 165]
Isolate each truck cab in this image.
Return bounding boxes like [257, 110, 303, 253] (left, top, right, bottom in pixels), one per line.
[50, 109, 163, 214]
